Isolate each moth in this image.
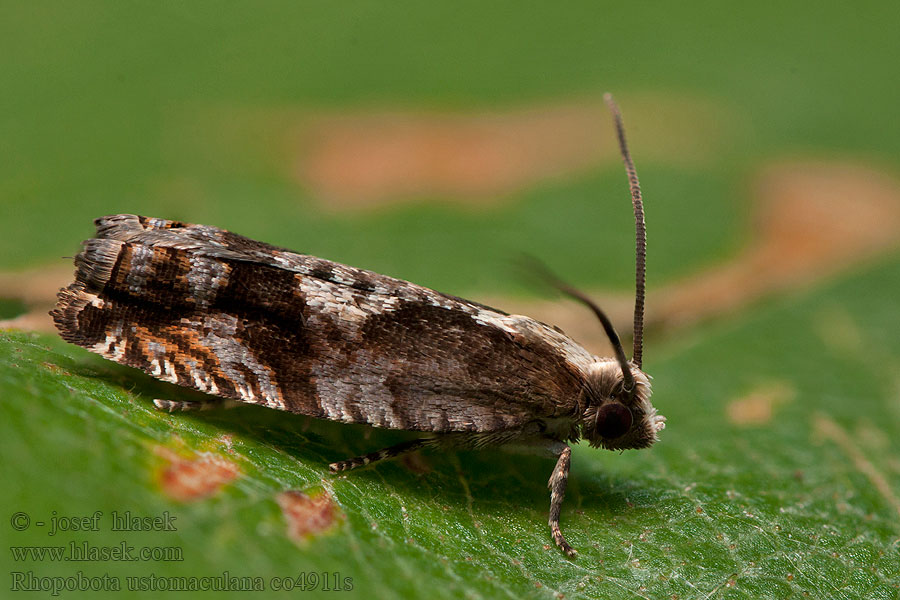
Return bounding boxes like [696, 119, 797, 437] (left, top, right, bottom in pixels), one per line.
[52, 95, 663, 556]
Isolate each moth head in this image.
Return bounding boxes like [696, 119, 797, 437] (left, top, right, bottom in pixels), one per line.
[578, 94, 664, 450]
[581, 360, 664, 450]
[537, 95, 664, 449]
[543, 281, 663, 450]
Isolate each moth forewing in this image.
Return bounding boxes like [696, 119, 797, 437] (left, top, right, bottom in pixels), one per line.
[51, 95, 663, 557]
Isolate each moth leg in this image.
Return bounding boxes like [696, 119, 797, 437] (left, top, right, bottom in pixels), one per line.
[152, 398, 241, 413]
[329, 438, 430, 473]
[547, 443, 577, 556]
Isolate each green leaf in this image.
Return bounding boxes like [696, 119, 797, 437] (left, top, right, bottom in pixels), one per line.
[3, 256, 898, 599]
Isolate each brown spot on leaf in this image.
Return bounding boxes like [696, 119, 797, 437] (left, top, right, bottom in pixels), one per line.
[277, 489, 339, 541]
[727, 381, 796, 426]
[41, 361, 69, 375]
[0, 264, 73, 306]
[296, 93, 734, 209]
[156, 447, 240, 502]
[0, 264, 73, 333]
[654, 161, 900, 331]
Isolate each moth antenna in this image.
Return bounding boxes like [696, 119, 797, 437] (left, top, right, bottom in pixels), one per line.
[604, 93, 646, 369]
[520, 255, 635, 393]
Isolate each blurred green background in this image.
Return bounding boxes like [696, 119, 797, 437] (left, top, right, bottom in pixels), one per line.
[3, 1, 897, 290]
[2, 2, 899, 599]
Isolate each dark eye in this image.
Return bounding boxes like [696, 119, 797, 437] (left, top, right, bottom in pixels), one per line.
[596, 402, 633, 438]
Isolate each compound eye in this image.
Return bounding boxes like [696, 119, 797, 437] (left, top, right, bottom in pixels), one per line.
[596, 402, 633, 439]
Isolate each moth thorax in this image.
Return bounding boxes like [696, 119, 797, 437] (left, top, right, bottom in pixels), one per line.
[581, 359, 660, 450]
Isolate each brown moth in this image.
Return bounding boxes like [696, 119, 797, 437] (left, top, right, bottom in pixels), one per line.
[51, 94, 663, 556]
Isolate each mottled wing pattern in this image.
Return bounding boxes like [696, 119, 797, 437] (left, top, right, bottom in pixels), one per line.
[52, 215, 596, 433]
